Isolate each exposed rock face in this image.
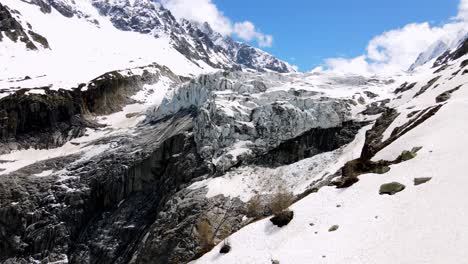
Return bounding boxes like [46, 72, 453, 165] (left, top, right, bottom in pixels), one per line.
[414, 76, 441, 98]
[0, 89, 93, 153]
[433, 36, 468, 68]
[256, 121, 367, 166]
[394, 82, 417, 94]
[0, 3, 49, 49]
[0, 112, 208, 264]
[0, 64, 181, 153]
[82, 64, 181, 115]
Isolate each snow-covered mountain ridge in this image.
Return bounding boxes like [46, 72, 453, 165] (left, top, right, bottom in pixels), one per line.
[191, 36, 468, 264]
[0, 1, 468, 264]
[0, 0, 294, 93]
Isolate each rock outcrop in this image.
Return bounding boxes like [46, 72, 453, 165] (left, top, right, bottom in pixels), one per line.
[0, 64, 182, 153]
[0, 3, 49, 49]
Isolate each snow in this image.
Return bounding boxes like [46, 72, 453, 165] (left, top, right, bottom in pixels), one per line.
[191, 55, 468, 264]
[34, 169, 54, 177]
[131, 76, 174, 105]
[0, 0, 214, 91]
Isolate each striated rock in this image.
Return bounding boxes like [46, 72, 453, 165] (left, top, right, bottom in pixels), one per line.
[0, 89, 91, 153]
[256, 121, 367, 166]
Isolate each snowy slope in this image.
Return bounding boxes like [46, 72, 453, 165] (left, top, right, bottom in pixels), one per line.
[0, 0, 294, 93]
[0, 0, 213, 91]
[190, 44, 468, 264]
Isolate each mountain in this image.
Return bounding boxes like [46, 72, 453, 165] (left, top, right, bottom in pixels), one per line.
[0, 0, 295, 92]
[191, 36, 468, 264]
[408, 30, 468, 71]
[1, 1, 468, 264]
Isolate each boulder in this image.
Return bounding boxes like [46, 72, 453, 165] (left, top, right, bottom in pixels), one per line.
[414, 177, 432, 186]
[379, 182, 406, 195]
[270, 210, 294, 227]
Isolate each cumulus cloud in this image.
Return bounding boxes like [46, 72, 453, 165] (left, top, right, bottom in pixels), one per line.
[322, 0, 468, 75]
[325, 56, 370, 76]
[160, 0, 273, 47]
[457, 0, 468, 20]
[233, 21, 273, 47]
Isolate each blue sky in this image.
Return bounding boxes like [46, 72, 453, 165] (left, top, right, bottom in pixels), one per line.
[215, 0, 459, 71]
[162, 0, 467, 73]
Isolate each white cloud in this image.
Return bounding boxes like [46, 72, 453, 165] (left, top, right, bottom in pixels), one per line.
[233, 21, 273, 47]
[160, 0, 273, 47]
[366, 23, 448, 70]
[325, 56, 370, 76]
[257, 34, 273, 48]
[457, 0, 468, 20]
[322, 0, 468, 75]
[233, 21, 257, 41]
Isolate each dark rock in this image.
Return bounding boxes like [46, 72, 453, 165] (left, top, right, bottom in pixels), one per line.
[436, 86, 462, 103]
[379, 182, 406, 195]
[357, 96, 366, 104]
[394, 82, 417, 94]
[270, 210, 294, 227]
[219, 243, 231, 254]
[414, 76, 441, 98]
[0, 3, 43, 50]
[328, 225, 339, 232]
[414, 177, 432, 186]
[433, 38, 468, 68]
[407, 110, 420, 118]
[364, 91, 379, 98]
[433, 64, 449, 74]
[461, 59, 468, 69]
[361, 99, 391, 116]
[0, 89, 90, 152]
[433, 50, 452, 68]
[361, 108, 400, 159]
[332, 175, 360, 189]
[397, 150, 417, 161]
[28, 30, 49, 48]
